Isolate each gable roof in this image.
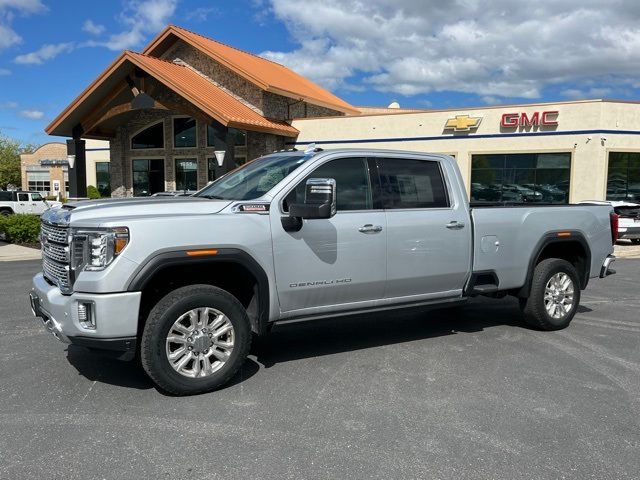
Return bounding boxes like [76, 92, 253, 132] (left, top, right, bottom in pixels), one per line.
[45, 51, 299, 138]
[143, 25, 360, 115]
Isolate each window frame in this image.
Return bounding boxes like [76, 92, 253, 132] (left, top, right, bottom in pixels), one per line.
[375, 156, 452, 210]
[131, 157, 166, 196]
[279, 156, 380, 214]
[172, 116, 198, 149]
[130, 120, 165, 151]
[174, 156, 199, 192]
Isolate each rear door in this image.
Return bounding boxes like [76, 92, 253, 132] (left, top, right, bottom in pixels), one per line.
[378, 156, 471, 302]
[271, 156, 386, 316]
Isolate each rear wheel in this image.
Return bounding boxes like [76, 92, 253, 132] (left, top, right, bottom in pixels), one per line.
[0, 209, 11, 216]
[140, 284, 251, 395]
[521, 258, 580, 331]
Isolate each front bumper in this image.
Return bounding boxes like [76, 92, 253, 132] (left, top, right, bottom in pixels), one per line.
[30, 273, 141, 360]
[600, 255, 616, 278]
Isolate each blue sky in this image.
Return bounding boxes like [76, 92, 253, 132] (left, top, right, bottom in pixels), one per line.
[2, 0, 640, 144]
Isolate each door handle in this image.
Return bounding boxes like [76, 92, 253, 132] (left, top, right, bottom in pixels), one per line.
[446, 221, 465, 230]
[359, 224, 383, 234]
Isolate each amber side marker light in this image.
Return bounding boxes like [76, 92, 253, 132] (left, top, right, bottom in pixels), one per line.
[557, 232, 572, 237]
[185, 249, 219, 257]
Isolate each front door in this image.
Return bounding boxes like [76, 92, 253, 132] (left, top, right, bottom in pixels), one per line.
[271, 157, 386, 316]
[15, 193, 31, 213]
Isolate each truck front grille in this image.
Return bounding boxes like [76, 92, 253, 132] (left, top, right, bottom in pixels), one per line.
[40, 221, 72, 293]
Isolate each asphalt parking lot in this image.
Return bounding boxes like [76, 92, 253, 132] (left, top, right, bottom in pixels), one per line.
[1, 260, 639, 479]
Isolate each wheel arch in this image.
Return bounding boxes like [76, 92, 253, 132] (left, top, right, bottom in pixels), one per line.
[127, 248, 270, 337]
[517, 231, 591, 298]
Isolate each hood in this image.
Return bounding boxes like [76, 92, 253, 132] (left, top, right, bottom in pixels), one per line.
[44, 196, 233, 225]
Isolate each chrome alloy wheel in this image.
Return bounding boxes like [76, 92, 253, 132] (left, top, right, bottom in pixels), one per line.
[544, 272, 575, 320]
[165, 307, 235, 378]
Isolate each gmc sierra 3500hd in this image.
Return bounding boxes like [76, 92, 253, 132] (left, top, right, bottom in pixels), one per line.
[30, 148, 617, 395]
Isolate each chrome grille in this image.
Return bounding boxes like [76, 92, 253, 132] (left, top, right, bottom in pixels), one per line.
[40, 221, 71, 292]
[42, 256, 71, 290]
[41, 222, 69, 244]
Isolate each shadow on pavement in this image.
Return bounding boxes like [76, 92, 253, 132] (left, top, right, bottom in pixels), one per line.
[253, 297, 524, 368]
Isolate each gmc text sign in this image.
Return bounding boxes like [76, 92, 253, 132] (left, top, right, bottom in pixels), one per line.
[501, 111, 559, 128]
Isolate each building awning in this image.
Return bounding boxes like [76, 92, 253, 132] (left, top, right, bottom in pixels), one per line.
[46, 51, 300, 138]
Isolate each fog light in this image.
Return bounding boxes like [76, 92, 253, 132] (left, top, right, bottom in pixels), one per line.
[78, 302, 95, 329]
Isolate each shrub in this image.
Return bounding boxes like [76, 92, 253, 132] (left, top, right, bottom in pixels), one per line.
[0, 214, 41, 244]
[87, 185, 101, 199]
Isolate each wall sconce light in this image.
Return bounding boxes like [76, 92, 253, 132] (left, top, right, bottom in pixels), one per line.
[67, 154, 76, 169]
[214, 150, 226, 167]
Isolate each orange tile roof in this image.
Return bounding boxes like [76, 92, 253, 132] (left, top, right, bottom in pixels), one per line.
[127, 52, 298, 136]
[45, 51, 299, 138]
[144, 25, 360, 115]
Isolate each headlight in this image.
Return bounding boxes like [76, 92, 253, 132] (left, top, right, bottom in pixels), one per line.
[71, 227, 129, 272]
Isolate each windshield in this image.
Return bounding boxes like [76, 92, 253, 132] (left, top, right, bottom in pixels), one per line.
[195, 153, 312, 200]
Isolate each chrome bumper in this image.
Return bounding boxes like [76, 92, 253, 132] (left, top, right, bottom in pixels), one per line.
[30, 272, 142, 344]
[600, 255, 616, 278]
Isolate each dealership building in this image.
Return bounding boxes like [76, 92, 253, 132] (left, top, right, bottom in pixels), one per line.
[45, 24, 639, 203]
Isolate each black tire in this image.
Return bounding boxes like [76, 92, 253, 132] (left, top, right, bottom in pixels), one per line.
[140, 284, 252, 395]
[521, 258, 581, 331]
[0, 209, 12, 216]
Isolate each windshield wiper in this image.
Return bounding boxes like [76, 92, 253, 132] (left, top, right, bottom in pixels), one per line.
[199, 194, 226, 200]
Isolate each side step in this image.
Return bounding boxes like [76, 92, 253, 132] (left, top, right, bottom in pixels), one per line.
[471, 284, 499, 294]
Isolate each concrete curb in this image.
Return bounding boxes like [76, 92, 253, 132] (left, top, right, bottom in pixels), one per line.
[0, 242, 42, 262]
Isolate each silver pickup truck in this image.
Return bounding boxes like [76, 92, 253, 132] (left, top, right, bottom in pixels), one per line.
[30, 148, 617, 395]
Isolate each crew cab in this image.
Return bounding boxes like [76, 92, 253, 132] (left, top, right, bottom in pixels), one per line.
[0, 190, 61, 215]
[29, 149, 617, 395]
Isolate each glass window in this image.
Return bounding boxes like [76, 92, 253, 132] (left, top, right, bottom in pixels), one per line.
[284, 158, 373, 211]
[174, 117, 197, 148]
[207, 121, 226, 148]
[230, 128, 247, 146]
[131, 122, 164, 149]
[379, 158, 449, 209]
[17, 193, 29, 201]
[95, 162, 111, 197]
[133, 159, 165, 196]
[207, 158, 217, 182]
[175, 158, 198, 191]
[28, 181, 51, 193]
[196, 153, 314, 201]
[471, 152, 571, 204]
[607, 152, 640, 202]
[31, 193, 43, 201]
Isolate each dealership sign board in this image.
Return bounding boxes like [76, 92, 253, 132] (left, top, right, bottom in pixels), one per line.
[500, 111, 559, 128]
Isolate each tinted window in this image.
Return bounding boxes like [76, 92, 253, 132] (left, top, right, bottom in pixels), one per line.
[96, 162, 111, 197]
[174, 117, 197, 148]
[17, 193, 29, 201]
[379, 158, 448, 209]
[131, 122, 164, 149]
[133, 159, 165, 196]
[0, 191, 12, 201]
[607, 152, 640, 202]
[175, 158, 198, 191]
[284, 157, 372, 211]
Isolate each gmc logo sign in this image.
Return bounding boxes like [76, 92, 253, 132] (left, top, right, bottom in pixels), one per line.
[501, 111, 559, 128]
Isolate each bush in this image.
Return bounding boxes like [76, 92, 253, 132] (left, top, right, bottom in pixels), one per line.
[0, 214, 41, 244]
[87, 185, 101, 199]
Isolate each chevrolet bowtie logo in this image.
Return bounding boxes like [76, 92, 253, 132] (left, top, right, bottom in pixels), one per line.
[444, 115, 482, 132]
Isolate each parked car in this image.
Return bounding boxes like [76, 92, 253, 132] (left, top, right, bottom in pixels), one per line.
[503, 184, 544, 202]
[579, 200, 640, 244]
[0, 190, 62, 215]
[30, 149, 617, 395]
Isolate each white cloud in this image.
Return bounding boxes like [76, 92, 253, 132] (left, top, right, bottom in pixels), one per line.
[82, 19, 106, 36]
[0, 0, 46, 51]
[185, 6, 217, 22]
[0, 67, 10, 75]
[261, 0, 640, 101]
[19, 109, 44, 119]
[14, 42, 75, 65]
[0, 101, 17, 108]
[99, 0, 178, 51]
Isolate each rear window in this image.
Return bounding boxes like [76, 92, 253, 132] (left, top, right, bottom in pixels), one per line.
[614, 206, 640, 218]
[0, 191, 12, 201]
[379, 158, 449, 209]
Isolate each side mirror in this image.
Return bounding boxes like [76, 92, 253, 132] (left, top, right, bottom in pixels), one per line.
[290, 178, 336, 219]
[282, 178, 336, 232]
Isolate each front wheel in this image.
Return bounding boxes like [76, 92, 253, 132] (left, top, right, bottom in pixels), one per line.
[140, 284, 251, 395]
[521, 258, 581, 331]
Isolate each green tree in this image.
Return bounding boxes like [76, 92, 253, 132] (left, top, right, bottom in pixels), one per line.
[0, 132, 34, 189]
